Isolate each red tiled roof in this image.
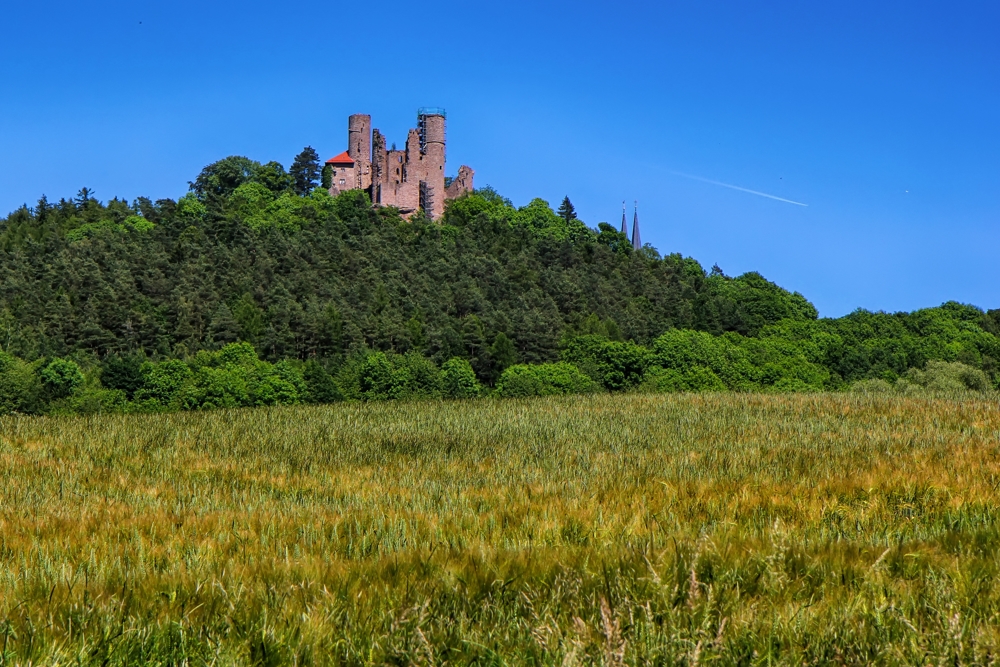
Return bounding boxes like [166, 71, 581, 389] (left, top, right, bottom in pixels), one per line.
[326, 151, 354, 166]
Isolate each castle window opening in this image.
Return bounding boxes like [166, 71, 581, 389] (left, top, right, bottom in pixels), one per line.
[339, 179, 346, 185]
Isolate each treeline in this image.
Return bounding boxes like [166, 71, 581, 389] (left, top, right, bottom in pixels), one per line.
[0, 153, 996, 414]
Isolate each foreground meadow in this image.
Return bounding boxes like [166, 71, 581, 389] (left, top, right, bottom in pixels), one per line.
[1, 394, 999, 665]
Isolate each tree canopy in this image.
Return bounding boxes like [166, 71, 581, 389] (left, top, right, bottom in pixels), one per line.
[0, 156, 995, 414]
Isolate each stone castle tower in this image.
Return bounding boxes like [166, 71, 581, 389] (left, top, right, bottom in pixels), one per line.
[326, 108, 474, 220]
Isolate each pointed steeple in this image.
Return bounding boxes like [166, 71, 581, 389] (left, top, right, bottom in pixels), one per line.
[620, 201, 627, 235]
[631, 201, 641, 250]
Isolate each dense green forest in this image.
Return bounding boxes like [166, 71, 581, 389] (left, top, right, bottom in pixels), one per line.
[0, 153, 997, 414]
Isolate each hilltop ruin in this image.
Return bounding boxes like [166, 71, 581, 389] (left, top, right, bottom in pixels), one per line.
[326, 108, 474, 220]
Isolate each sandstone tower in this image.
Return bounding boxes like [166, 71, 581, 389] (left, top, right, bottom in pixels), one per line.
[347, 114, 372, 191]
[326, 108, 474, 220]
[416, 110, 446, 219]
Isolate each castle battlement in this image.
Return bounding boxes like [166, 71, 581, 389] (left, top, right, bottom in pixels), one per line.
[326, 109, 474, 220]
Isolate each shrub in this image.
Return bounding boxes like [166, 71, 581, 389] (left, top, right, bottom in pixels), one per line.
[302, 360, 343, 403]
[398, 353, 442, 399]
[134, 360, 193, 408]
[176, 344, 305, 409]
[739, 336, 830, 390]
[905, 360, 991, 393]
[217, 341, 259, 366]
[441, 358, 481, 399]
[850, 361, 993, 396]
[252, 360, 305, 406]
[66, 387, 127, 415]
[41, 358, 84, 399]
[496, 363, 599, 398]
[559, 335, 649, 391]
[648, 330, 757, 391]
[640, 366, 727, 393]
[0, 352, 42, 414]
[101, 355, 145, 399]
[180, 365, 251, 410]
[357, 352, 442, 401]
[849, 379, 894, 394]
[357, 352, 398, 400]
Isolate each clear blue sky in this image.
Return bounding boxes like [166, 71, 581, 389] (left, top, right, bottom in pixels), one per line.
[1, 1, 997, 317]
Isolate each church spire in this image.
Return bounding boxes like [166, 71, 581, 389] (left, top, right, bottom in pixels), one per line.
[620, 201, 627, 235]
[631, 201, 641, 250]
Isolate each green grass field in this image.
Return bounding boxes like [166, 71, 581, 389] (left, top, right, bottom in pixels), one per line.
[1, 393, 999, 665]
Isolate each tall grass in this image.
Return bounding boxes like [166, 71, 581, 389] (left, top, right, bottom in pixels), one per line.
[0, 393, 999, 664]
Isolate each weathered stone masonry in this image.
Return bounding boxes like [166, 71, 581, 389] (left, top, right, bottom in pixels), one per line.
[326, 108, 474, 220]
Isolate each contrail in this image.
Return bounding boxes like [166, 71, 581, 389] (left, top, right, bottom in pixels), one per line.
[671, 171, 808, 207]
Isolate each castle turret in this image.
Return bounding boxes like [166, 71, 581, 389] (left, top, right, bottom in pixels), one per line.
[417, 108, 447, 219]
[348, 114, 372, 190]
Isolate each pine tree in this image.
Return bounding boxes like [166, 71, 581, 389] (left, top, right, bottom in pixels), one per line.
[488, 332, 517, 383]
[75, 188, 94, 206]
[556, 196, 577, 223]
[290, 146, 322, 196]
[209, 303, 241, 346]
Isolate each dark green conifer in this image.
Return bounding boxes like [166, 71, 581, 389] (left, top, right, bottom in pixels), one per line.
[556, 196, 577, 222]
[290, 146, 321, 196]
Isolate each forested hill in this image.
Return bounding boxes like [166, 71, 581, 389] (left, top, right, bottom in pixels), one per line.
[0, 159, 817, 368]
[0, 154, 998, 414]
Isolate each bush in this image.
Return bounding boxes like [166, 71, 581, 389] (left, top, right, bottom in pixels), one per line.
[0, 352, 42, 414]
[905, 361, 991, 393]
[134, 360, 193, 408]
[180, 365, 251, 410]
[850, 361, 993, 397]
[739, 336, 830, 390]
[496, 362, 599, 398]
[302, 360, 343, 403]
[101, 355, 145, 399]
[559, 335, 649, 391]
[356, 352, 395, 400]
[357, 352, 442, 401]
[849, 379, 894, 394]
[65, 387, 127, 415]
[640, 366, 727, 393]
[441, 358, 481, 399]
[648, 330, 757, 391]
[216, 341, 259, 366]
[171, 343, 305, 410]
[252, 360, 305, 406]
[41, 358, 84, 399]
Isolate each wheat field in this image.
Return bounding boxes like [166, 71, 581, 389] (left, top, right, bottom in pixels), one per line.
[1, 393, 999, 665]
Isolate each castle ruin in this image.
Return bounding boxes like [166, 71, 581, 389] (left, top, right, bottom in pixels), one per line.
[326, 108, 474, 220]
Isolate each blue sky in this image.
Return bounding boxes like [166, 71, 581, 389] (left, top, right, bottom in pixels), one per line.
[1, 0, 997, 317]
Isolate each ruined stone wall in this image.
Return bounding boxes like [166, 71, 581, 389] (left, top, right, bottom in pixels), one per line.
[445, 165, 475, 200]
[378, 145, 419, 215]
[370, 130, 386, 204]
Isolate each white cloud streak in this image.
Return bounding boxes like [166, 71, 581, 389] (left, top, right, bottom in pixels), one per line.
[671, 172, 808, 207]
